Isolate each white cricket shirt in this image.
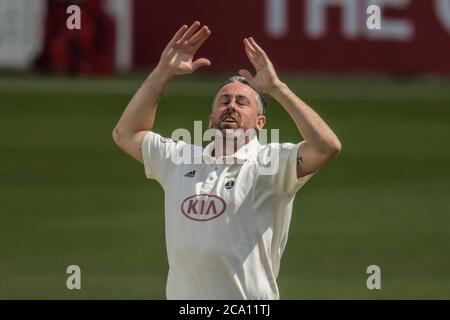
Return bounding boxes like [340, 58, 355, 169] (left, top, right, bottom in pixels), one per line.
[141, 131, 315, 300]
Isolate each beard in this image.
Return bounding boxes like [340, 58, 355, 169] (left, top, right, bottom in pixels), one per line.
[211, 112, 242, 131]
[210, 120, 257, 146]
[209, 111, 259, 144]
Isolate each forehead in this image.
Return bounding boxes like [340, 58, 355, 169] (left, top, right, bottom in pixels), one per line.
[215, 82, 257, 101]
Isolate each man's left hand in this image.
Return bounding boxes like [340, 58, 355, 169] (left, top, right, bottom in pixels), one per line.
[239, 37, 282, 95]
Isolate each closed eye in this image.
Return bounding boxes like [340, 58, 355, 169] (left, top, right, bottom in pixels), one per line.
[218, 94, 250, 106]
[219, 96, 231, 105]
[236, 96, 249, 106]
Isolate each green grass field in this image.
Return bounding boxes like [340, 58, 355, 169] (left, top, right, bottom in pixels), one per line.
[0, 74, 449, 299]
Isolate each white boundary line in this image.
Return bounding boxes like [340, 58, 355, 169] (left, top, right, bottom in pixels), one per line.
[0, 77, 449, 103]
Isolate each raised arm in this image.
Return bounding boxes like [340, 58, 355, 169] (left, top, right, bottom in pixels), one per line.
[112, 21, 211, 163]
[239, 37, 341, 178]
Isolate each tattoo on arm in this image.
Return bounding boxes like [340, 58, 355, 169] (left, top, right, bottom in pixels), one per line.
[297, 154, 303, 165]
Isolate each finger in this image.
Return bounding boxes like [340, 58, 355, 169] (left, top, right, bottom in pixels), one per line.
[192, 58, 211, 71]
[249, 37, 268, 59]
[244, 46, 258, 68]
[190, 27, 211, 50]
[191, 32, 211, 53]
[238, 69, 254, 83]
[188, 26, 210, 46]
[244, 38, 258, 57]
[244, 46, 255, 62]
[244, 39, 263, 67]
[168, 24, 188, 46]
[177, 21, 201, 45]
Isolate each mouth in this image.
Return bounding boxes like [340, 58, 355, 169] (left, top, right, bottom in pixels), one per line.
[221, 115, 238, 123]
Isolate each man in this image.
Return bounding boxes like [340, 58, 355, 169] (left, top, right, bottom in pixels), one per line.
[113, 21, 341, 299]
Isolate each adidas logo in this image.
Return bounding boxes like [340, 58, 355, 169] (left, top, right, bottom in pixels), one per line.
[184, 170, 196, 177]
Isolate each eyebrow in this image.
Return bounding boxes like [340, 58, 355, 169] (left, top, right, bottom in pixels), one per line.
[219, 94, 250, 101]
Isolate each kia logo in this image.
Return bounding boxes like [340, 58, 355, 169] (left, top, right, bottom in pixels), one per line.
[180, 194, 227, 222]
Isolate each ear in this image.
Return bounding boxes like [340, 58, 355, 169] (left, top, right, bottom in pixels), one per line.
[256, 115, 266, 130]
[208, 114, 213, 128]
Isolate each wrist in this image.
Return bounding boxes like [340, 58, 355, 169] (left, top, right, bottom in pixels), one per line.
[154, 63, 176, 80]
[267, 80, 286, 96]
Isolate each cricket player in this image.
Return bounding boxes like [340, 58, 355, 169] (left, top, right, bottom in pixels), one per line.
[113, 21, 341, 299]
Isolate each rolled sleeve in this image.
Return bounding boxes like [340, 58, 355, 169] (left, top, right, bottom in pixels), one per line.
[283, 141, 316, 197]
[141, 131, 178, 185]
[258, 141, 316, 198]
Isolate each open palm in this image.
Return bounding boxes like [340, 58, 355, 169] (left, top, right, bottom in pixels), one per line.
[159, 22, 211, 75]
[239, 37, 281, 94]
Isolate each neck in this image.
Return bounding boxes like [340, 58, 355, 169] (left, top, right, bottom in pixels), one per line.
[212, 134, 253, 157]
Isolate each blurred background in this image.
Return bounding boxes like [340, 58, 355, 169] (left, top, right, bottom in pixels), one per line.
[0, 0, 449, 299]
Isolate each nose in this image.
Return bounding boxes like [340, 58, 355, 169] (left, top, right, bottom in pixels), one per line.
[226, 100, 237, 112]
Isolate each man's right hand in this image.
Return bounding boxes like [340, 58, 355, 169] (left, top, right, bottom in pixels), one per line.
[113, 21, 211, 164]
[158, 21, 212, 76]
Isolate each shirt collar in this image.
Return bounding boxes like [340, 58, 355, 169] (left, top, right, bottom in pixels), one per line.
[198, 136, 261, 164]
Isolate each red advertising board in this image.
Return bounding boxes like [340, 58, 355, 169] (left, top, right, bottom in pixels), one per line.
[132, 0, 450, 74]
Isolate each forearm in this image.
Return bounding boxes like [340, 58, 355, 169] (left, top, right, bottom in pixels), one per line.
[114, 65, 174, 136]
[269, 82, 341, 154]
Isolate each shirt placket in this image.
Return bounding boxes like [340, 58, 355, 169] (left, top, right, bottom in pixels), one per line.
[200, 164, 220, 194]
